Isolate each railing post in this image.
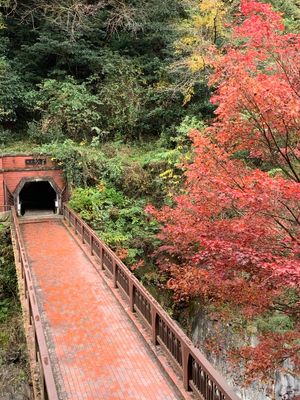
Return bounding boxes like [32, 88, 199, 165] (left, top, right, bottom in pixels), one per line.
[181, 342, 190, 391]
[91, 235, 93, 256]
[28, 300, 32, 326]
[34, 330, 38, 362]
[100, 246, 104, 270]
[24, 278, 28, 299]
[129, 281, 134, 312]
[112, 261, 117, 288]
[18, 243, 21, 263]
[151, 306, 158, 345]
[82, 225, 85, 244]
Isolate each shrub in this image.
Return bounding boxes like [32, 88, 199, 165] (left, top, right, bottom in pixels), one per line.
[69, 186, 159, 266]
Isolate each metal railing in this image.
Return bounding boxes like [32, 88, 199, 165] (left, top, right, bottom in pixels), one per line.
[11, 207, 59, 400]
[63, 204, 240, 400]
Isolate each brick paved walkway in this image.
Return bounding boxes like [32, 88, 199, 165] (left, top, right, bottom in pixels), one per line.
[21, 220, 181, 400]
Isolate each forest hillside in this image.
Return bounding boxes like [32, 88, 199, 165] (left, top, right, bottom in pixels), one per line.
[0, 1, 299, 399]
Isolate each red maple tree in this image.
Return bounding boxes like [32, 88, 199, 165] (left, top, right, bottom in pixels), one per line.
[147, 1, 300, 381]
[210, 0, 300, 182]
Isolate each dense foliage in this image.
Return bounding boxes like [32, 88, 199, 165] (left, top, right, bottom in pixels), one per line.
[0, 0, 210, 141]
[0, 0, 298, 140]
[70, 185, 160, 265]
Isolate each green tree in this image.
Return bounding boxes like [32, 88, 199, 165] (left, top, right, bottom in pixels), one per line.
[35, 77, 101, 140]
[0, 57, 27, 124]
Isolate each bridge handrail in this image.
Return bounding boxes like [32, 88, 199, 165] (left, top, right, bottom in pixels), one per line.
[63, 204, 240, 400]
[11, 207, 59, 400]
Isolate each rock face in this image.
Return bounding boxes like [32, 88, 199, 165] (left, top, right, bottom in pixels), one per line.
[191, 310, 300, 400]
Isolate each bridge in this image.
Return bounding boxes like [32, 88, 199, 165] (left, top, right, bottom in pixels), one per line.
[9, 204, 240, 400]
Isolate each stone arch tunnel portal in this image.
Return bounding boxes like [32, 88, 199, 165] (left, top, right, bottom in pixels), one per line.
[18, 180, 58, 216]
[0, 155, 66, 215]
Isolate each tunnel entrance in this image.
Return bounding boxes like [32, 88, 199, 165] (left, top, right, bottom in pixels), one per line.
[18, 180, 57, 216]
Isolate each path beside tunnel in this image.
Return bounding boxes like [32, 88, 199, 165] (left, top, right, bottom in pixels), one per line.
[21, 219, 181, 400]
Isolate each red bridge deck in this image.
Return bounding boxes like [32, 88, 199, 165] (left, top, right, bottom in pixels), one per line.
[20, 219, 181, 400]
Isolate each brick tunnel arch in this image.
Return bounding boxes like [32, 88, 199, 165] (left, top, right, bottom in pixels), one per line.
[14, 177, 62, 216]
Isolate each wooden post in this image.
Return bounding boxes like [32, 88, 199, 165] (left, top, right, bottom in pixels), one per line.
[181, 342, 190, 391]
[28, 300, 32, 326]
[100, 247, 104, 270]
[151, 306, 158, 345]
[129, 281, 134, 313]
[112, 261, 117, 288]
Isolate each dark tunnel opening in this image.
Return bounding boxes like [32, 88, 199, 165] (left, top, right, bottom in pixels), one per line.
[19, 181, 57, 215]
